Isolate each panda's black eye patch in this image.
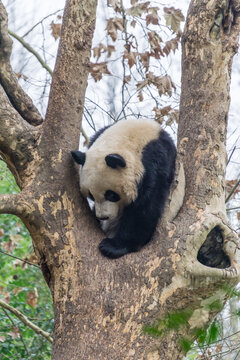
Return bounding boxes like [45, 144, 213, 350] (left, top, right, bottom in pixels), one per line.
[105, 190, 120, 202]
[88, 191, 95, 201]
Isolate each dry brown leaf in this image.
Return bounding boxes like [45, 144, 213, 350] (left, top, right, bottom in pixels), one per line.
[106, 17, 124, 42]
[139, 52, 150, 71]
[27, 288, 38, 308]
[1, 234, 21, 253]
[137, 91, 144, 102]
[126, 2, 150, 17]
[156, 75, 175, 96]
[163, 34, 181, 56]
[50, 21, 61, 40]
[108, 0, 121, 13]
[3, 291, 11, 303]
[124, 51, 137, 68]
[148, 31, 164, 58]
[124, 75, 131, 84]
[130, 20, 137, 28]
[107, 45, 115, 57]
[12, 287, 22, 295]
[90, 62, 111, 82]
[164, 7, 184, 33]
[226, 179, 240, 198]
[146, 12, 159, 26]
[8, 327, 20, 339]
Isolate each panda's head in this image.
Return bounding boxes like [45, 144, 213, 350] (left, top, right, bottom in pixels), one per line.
[71, 150, 140, 221]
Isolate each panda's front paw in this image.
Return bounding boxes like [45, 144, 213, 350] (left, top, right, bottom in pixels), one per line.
[99, 238, 129, 259]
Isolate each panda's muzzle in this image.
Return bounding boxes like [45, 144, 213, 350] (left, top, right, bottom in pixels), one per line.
[97, 216, 109, 221]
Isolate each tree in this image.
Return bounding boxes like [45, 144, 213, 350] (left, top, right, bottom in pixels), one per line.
[0, 0, 240, 359]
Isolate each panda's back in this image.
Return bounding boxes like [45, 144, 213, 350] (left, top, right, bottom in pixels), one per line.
[88, 119, 161, 156]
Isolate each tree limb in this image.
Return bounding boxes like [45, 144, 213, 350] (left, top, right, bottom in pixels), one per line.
[0, 193, 27, 216]
[0, 1, 43, 126]
[0, 300, 53, 343]
[0, 85, 41, 188]
[42, 0, 98, 152]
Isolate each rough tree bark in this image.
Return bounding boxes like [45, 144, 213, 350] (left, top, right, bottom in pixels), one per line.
[0, 0, 240, 359]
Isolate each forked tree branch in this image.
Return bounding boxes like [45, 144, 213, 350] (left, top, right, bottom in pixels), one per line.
[0, 300, 53, 343]
[0, 85, 41, 188]
[7, 29, 90, 145]
[0, 1, 43, 126]
[0, 193, 27, 216]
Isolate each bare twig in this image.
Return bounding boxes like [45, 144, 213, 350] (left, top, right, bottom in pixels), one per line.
[0, 1, 43, 126]
[8, 30, 53, 76]
[85, 97, 116, 121]
[120, 0, 127, 119]
[2, 308, 30, 356]
[225, 179, 240, 203]
[226, 207, 240, 211]
[23, 9, 63, 38]
[8, 29, 91, 147]
[227, 145, 236, 166]
[0, 300, 53, 343]
[81, 126, 89, 145]
[0, 249, 40, 269]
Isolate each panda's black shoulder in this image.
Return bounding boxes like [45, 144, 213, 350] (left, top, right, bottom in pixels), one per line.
[142, 129, 176, 183]
[88, 125, 112, 148]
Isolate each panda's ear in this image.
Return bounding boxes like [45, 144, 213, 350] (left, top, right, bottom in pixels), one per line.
[105, 154, 126, 169]
[71, 150, 86, 165]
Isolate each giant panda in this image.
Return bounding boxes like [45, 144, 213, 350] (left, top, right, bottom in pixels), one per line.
[71, 118, 176, 259]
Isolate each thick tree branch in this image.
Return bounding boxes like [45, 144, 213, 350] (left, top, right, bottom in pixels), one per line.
[0, 300, 53, 343]
[42, 0, 98, 153]
[0, 85, 41, 188]
[0, 1, 43, 126]
[178, 0, 240, 210]
[0, 193, 30, 216]
[175, 0, 240, 280]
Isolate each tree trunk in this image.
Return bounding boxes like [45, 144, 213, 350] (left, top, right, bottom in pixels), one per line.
[0, 1, 240, 359]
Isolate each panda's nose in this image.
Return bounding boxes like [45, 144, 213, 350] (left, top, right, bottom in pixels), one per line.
[97, 216, 109, 221]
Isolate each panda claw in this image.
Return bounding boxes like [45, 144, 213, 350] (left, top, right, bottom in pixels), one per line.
[99, 238, 129, 259]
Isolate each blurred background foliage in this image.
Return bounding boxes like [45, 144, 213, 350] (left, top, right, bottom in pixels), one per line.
[0, 161, 53, 360]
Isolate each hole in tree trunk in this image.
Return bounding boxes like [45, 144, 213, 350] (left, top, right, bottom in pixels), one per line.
[197, 226, 231, 269]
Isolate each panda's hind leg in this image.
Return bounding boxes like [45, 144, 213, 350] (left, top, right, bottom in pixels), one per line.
[98, 203, 155, 259]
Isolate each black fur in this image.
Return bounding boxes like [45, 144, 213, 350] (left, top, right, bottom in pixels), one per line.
[105, 154, 126, 168]
[89, 127, 176, 259]
[71, 150, 86, 165]
[88, 125, 111, 148]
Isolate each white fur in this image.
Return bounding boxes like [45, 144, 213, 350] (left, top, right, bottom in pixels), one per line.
[94, 200, 121, 221]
